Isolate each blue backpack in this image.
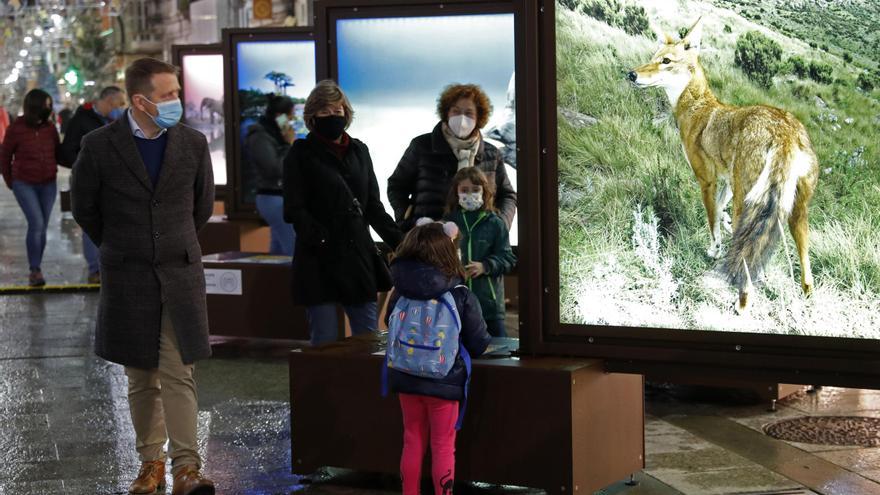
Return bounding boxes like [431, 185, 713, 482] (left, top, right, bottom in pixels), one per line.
[386, 291, 461, 378]
[381, 287, 473, 429]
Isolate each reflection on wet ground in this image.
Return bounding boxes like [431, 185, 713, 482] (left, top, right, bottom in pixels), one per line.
[2, 182, 880, 495]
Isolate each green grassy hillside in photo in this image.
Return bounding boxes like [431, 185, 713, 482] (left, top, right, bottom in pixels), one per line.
[556, 0, 880, 337]
[708, 0, 880, 71]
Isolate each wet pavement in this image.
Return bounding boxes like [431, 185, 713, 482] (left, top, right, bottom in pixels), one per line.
[2, 182, 880, 494]
[0, 168, 93, 288]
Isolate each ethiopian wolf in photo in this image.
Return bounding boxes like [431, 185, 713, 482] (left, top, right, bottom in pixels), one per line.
[627, 18, 819, 313]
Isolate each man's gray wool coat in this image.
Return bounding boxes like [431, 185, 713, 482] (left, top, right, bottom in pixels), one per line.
[72, 117, 215, 369]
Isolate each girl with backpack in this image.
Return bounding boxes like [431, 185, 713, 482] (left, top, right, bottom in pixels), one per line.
[384, 222, 491, 495]
[445, 167, 516, 337]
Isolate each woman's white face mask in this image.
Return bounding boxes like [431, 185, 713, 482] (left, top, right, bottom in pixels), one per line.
[448, 114, 476, 139]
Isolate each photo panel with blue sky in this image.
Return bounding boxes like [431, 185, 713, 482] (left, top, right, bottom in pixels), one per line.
[236, 40, 316, 204]
[336, 13, 518, 242]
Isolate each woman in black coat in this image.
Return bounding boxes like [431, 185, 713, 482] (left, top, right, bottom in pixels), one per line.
[387, 83, 517, 232]
[283, 80, 403, 346]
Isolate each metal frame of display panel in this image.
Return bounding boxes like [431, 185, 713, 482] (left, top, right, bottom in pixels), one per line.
[529, 0, 880, 387]
[316, 0, 538, 333]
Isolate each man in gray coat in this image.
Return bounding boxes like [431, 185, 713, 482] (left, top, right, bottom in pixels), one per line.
[72, 58, 215, 495]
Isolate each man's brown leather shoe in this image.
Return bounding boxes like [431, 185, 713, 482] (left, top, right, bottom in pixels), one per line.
[172, 465, 215, 495]
[129, 460, 165, 494]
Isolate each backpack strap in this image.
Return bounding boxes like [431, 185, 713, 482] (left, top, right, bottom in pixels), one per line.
[381, 298, 404, 398]
[455, 342, 472, 431]
[438, 293, 461, 331]
[380, 349, 390, 398]
[444, 287, 471, 430]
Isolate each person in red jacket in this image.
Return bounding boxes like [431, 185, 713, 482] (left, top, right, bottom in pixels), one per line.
[0, 89, 63, 287]
[0, 95, 10, 144]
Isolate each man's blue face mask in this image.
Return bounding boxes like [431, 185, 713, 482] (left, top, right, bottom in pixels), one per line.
[139, 96, 182, 129]
[108, 107, 125, 121]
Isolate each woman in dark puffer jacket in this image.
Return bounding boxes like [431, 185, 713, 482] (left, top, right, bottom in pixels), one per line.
[387, 83, 516, 233]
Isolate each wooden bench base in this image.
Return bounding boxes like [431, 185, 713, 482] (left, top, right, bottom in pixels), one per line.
[289, 340, 645, 493]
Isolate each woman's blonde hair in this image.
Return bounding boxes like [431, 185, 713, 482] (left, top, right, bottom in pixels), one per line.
[303, 79, 354, 132]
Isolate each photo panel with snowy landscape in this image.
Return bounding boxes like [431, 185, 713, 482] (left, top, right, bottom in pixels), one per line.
[332, 11, 518, 242]
[555, 0, 880, 340]
[179, 49, 227, 186]
[230, 35, 316, 210]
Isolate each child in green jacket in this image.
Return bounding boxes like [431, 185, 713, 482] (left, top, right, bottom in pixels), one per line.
[444, 167, 516, 337]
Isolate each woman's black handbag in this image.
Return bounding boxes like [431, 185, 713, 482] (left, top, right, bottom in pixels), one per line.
[373, 246, 393, 292]
[334, 168, 393, 292]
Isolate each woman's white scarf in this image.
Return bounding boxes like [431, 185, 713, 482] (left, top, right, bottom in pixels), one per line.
[441, 122, 481, 170]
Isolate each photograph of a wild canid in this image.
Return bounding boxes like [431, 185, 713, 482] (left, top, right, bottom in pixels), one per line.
[556, 0, 880, 338]
[629, 17, 819, 314]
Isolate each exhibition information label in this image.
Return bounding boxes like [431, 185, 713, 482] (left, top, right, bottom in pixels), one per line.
[205, 269, 243, 295]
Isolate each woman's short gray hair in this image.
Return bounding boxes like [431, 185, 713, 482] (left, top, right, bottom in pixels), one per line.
[303, 79, 354, 132]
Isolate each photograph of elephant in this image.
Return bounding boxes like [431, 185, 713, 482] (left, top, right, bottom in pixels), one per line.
[335, 13, 518, 242]
[556, 0, 880, 338]
[236, 40, 316, 204]
[181, 53, 227, 185]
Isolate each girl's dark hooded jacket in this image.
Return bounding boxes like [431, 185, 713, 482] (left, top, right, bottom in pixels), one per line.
[385, 258, 491, 401]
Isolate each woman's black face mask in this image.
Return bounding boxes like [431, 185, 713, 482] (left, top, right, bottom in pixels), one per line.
[313, 115, 346, 141]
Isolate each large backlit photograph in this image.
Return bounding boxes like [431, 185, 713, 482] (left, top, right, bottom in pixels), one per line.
[236, 40, 316, 204]
[181, 53, 227, 185]
[556, 0, 880, 338]
[335, 13, 518, 241]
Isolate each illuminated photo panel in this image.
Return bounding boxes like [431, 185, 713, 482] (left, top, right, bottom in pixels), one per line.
[235, 39, 316, 205]
[181, 53, 227, 185]
[335, 13, 518, 242]
[556, 1, 880, 338]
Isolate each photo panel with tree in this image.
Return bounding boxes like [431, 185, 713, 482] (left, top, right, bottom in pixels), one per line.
[234, 38, 316, 207]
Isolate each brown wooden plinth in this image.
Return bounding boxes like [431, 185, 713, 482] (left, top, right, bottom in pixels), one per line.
[773, 383, 808, 401]
[199, 217, 242, 254]
[198, 216, 271, 255]
[204, 252, 309, 340]
[289, 340, 645, 493]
